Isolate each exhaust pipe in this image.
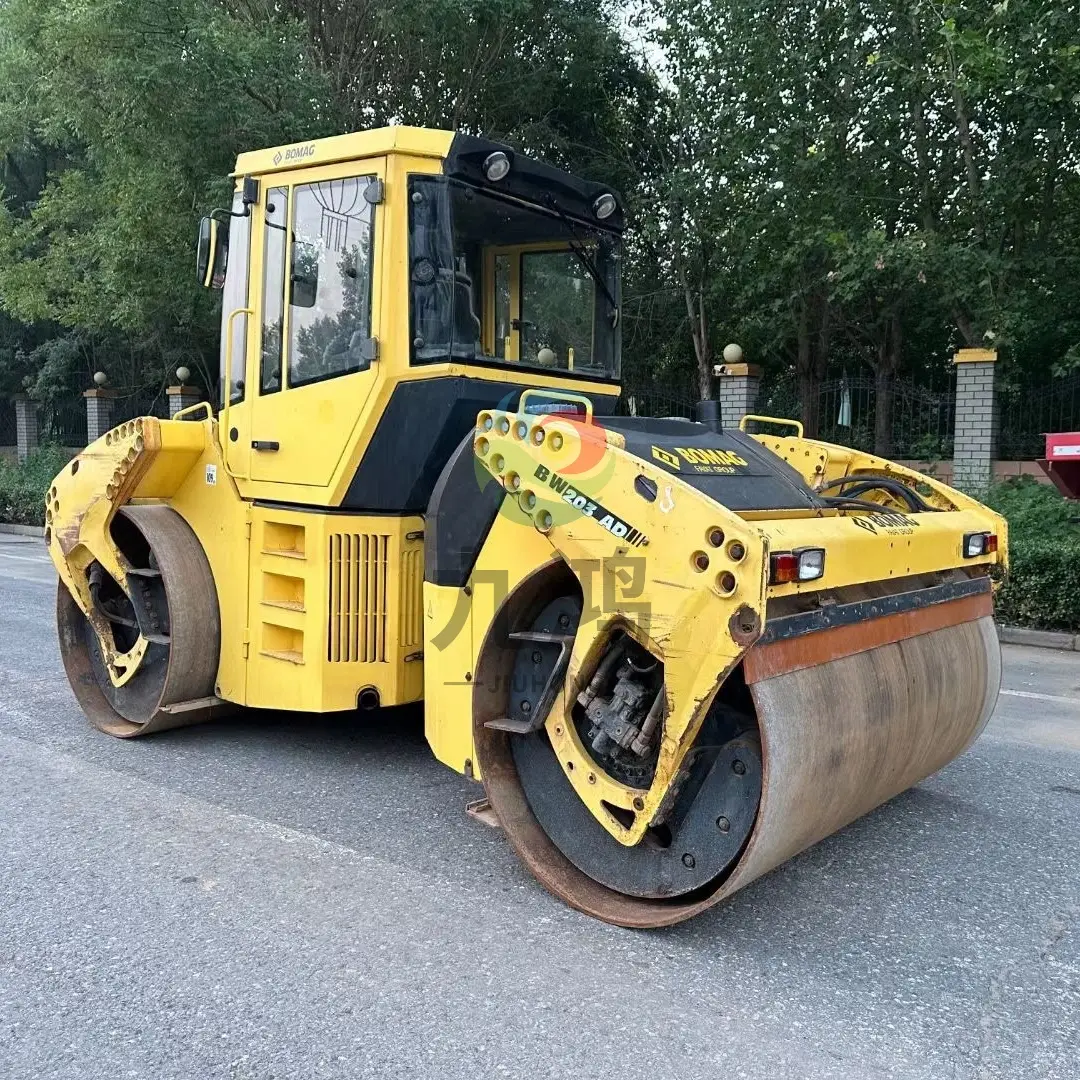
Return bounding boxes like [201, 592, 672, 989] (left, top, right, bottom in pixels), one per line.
[694, 398, 722, 432]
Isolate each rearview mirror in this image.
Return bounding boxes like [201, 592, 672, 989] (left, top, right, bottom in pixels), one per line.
[290, 241, 319, 308]
[196, 216, 229, 289]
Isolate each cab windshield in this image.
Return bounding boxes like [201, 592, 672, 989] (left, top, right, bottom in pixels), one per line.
[408, 176, 620, 380]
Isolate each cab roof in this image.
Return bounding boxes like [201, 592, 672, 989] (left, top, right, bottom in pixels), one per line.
[232, 126, 453, 177]
[232, 126, 625, 232]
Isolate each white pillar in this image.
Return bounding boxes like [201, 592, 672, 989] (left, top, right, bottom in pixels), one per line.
[84, 389, 116, 444]
[168, 385, 203, 418]
[716, 363, 762, 429]
[951, 348, 998, 493]
[14, 396, 38, 463]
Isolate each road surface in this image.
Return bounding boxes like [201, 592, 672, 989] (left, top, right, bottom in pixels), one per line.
[0, 532, 1077, 1079]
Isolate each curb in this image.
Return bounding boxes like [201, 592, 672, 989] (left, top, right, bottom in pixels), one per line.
[997, 624, 1079, 652]
[0, 522, 45, 538]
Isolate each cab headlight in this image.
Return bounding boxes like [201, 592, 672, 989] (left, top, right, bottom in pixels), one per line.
[593, 193, 617, 219]
[483, 151, 510, 182]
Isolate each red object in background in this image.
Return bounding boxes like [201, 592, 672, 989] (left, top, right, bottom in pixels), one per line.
[1039, 432, 1080, 499]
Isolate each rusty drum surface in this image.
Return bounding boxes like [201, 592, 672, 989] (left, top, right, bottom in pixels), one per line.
[56, 504, 222, 738]
[475, 597, 1001, 928]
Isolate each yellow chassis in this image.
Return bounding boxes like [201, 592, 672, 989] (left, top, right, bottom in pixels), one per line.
[423, 403, 1007, 847]
[47, 401, 1006, 849]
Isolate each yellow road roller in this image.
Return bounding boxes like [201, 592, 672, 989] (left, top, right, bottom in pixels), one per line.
[46, 126, 1007, 926]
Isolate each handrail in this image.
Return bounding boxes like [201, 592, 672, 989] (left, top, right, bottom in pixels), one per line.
[220, 307, 253, 478]
[739, 414, 805, 438]
[518, 387, 594, 423]
[173, 401, 213, 421]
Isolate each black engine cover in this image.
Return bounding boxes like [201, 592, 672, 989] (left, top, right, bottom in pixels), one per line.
[604, 415, 824, 512]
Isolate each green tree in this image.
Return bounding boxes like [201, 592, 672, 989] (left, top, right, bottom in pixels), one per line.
[0, 0, 330, 395]
[0, 0, 655, 401]
[649, 0, 1080, 443]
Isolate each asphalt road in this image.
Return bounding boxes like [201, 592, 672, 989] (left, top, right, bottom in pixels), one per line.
[0, 532, 1077, 1080]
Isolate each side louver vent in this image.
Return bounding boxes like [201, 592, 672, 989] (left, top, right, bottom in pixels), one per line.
[400, 547, 423, 649]
[328, 533, 389, 663]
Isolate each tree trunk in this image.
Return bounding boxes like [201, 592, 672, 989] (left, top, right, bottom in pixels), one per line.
[873, 314, 902, 458]
[798, 367, 821, 437]
[795, 290, 830, 437]
[874, 364, 894, 459]
[952, 84, 983, 237]
[952, 307, 978, 347]
[684, 279, 712, 400]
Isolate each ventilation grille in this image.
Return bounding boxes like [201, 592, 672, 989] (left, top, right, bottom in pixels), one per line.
[328, 533, 389, 663]
[400, 547, 423, 649]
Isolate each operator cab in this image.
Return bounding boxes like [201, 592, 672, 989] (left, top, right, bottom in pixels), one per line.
[195, 127, 624, 508]
[408, 135, 621, 380]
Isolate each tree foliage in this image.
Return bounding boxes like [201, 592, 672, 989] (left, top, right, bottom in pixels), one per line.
[650, 0, 1080, 444]
[0, 0, 1077, 451]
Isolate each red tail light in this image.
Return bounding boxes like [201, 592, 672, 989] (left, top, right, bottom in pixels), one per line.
[770, 553, 799, 584]
[769, 549, 825, 585]
[963, 532, 998, 558]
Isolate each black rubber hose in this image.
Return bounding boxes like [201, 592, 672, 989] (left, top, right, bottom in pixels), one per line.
[819, 475, 922, 507]
[821, 496, 905, 513]
[835, 481, 925, 512]
[817, 474, 933, 512]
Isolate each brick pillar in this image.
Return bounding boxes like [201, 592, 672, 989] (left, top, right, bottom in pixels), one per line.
[13, 396, 39, 463]
[951, 348, 998, 493]
[715, 363, 762, 429]
[84, 388, 116, 444]
[167, 385, 203, 418]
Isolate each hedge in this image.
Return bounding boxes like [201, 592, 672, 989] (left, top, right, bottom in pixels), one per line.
[2, 450, 1077, 632]
[0, 445, 74, 527]
[985, 477, 1080, 634]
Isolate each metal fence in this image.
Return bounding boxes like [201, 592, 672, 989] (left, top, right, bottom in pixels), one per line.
[998, 373, 1080, 460]
[111, 388, 171, 424]
[617, 375, 697, 420]
[6, 368, 1075, 460]
[815, 376, 955, 460]
[619, 373, 956, 459]
[755, 370, 801, 422]
[0, 388, 168, 452]
[39, 398, 88, 447]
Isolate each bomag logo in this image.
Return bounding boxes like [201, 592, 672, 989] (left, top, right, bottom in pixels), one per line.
[651, 445, 748, 475]
[853, 512, 919, 535]
[272, 143, 317, 166]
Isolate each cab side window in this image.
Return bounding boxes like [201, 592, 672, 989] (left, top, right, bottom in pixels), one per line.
[287, 176, 376, 387]
[259, 187, 289, 394]
[219, 189, 251, 404]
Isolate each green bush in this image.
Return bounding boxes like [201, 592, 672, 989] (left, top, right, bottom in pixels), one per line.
[986, 477, 1080, 633]
[0, 445, 74, 526]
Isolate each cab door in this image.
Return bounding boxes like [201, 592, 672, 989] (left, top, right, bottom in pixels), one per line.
[248, 159, 385, 487]
[217, 185, 254, 481]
